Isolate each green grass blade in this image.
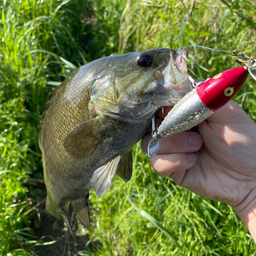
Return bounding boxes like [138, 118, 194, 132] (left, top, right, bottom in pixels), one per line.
[127, 198, 181, 248]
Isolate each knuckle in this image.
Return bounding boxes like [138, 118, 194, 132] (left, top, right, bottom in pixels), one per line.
[150, 153, 190, 176]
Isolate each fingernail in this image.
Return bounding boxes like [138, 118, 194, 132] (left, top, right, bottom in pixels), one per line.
[187, 153, 196, 162]
[189, 134, 202, 146]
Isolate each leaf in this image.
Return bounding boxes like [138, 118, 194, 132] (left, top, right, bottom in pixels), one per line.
[59, 57, 77, 71]
[46, 81, 61, 86]
[140, 210, 181, 248]
[127, 198, 180, 248]
[2, 7, 5, 25]
[181, 13, 189, 37]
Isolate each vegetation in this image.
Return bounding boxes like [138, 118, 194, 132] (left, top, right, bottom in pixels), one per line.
[0, 0, 255, 255]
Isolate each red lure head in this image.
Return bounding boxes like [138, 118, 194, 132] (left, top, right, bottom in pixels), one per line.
[196, 67, 248, 111]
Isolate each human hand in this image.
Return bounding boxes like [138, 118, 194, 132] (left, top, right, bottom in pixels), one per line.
[141, 101, 256, 240]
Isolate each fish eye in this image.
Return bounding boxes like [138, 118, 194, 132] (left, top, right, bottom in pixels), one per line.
[136, 53, 153, 67]
[224, 87, 234, 97]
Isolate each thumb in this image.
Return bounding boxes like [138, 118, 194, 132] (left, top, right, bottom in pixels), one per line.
[207, 101, 253, 126]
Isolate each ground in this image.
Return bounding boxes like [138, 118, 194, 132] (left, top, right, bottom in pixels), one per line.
[33, 213, 88, 256]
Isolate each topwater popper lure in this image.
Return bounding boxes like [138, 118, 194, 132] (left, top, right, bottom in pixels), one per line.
[148, 53, 256, 157]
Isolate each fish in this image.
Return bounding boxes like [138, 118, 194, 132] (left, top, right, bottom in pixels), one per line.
[148, 66, 249, 157]
[38, 47, 192, 232]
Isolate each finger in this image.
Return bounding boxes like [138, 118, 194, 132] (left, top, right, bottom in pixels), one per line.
[150, 152, 197, 177]
[141, 132, 203, 154]
[207, 101, 254, 126]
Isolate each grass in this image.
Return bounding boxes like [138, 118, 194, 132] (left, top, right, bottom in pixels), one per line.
[0, 0, 256, 255]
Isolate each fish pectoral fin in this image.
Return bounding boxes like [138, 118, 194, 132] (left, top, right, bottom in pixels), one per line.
[71, 196, 90, 229]
[63, 116, 113, 159]
[91, 155, 122, 197]
[116, 151, 132, 182]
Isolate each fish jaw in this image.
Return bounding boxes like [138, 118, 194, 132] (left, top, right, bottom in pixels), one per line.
[161, 47, 188, 86]
[171, 47, 189, 83]
[152, 47, 192, 107]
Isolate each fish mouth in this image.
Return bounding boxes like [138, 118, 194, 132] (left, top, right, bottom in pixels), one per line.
[152, 47, 192, 107]
[160, 47, 189, 87]
[170, 47, 189, 84]
[174, 47, 188, 73]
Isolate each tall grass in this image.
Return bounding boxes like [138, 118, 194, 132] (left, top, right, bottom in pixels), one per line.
[0, 0, 91, 254]
[0, 0, 256, 255]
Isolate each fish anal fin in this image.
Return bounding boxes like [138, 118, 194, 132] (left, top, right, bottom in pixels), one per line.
[116, 151, 133, 182]
[91, 155, 121, 197]
[71, 197, 90, 229]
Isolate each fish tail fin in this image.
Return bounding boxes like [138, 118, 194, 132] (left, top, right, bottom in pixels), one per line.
[71, 196, 90, 229]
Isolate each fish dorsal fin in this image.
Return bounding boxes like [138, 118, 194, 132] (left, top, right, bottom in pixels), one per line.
[71, 197, 90, 229]
[91, 155, 121, 196]
[116, 151, 132, 182]
[63, 116, 113, 159]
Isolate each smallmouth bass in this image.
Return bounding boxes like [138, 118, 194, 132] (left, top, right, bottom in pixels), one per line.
[39, 47, 192, 231]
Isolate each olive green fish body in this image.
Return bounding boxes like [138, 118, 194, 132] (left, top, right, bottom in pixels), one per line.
[39, 48, 191, 231]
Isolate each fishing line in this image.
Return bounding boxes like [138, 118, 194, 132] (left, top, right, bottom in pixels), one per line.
[186, 45, 256, 82]
[184, 45, 229, 85]
[185, 45, 232, 81]
[187, 68, 197, 77]
[186, 45, 230, 53]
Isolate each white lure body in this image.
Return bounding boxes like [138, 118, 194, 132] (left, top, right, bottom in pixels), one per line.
[148, 89, 213, 157]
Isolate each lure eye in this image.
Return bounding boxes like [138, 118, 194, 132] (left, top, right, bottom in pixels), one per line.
[137, 53, 153, 67]
[224, 87, 234, 97]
